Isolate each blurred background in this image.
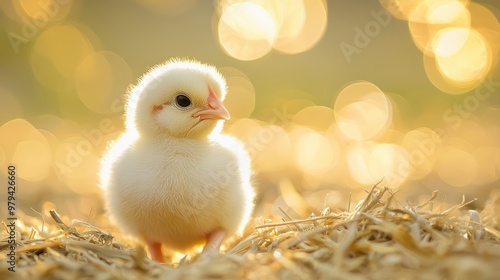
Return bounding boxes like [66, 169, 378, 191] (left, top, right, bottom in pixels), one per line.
[0, 0, 499, 222]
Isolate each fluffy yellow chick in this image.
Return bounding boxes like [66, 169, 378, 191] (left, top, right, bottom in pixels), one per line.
[100, 59, 255, 262]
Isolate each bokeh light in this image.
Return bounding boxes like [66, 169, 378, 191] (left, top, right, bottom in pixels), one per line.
[379, 0, 425, 21]
[254, 124, 292, 173]
[273, 0, 327, 54]
[434, 28, 491, 85]
[0, 119, 46, 162]
[217, 0, 327, 60]
[219, 67, 256, 121]
[32, 114, 82, 140]
[381, 0, 499, 94]
[12, 140, 52, 182]
[76, 51, 133, 114]
[437, 147, 477, 187]
[468, 2, 500, 69]
[346, 141, 409, 187]
[292, 129, 338, 176]
[473, 147, 500, 185]
[227, 118, 293, 173]
[334, 81, 392, 141]
[279, 179, 308, 216]
[0, 118, 51, 182]
[346, 141, 379, 185]
[53, 135, 102, 196]
[292, 106, 335, 131]
[217, 2, 277, 60]
[408, 0, 470, 56]
[402, 128, 441, 180]
[30, 24, 96, 92]
[15, 0, 73, 22]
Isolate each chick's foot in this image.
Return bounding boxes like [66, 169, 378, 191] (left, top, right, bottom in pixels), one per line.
[147, 240, 165, 263]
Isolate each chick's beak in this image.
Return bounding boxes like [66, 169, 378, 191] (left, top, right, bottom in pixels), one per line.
[193, 87, 230, 121]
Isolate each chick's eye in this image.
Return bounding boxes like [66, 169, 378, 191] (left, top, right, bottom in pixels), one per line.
[174, 94, 191, 109]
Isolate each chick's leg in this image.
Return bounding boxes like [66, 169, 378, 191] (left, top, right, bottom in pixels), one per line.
[202, 229, 226, 254]
[146, 240, 165, 263]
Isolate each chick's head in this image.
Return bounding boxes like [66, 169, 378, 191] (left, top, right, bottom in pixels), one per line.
[126, 60, 230, 139]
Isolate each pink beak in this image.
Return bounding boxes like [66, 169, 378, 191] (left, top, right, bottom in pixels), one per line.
[193, 87, 230, 121]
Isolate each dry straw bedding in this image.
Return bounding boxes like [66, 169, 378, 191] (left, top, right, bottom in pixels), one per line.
[2, 185, 500, 280]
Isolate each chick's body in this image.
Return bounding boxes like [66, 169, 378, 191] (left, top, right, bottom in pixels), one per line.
[100, 60, 254, 260]
[107, 135, 251, 251]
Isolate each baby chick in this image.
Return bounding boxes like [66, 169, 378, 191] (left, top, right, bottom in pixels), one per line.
[100, 59, 255, 262]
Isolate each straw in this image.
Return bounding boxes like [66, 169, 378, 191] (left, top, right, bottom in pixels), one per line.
[1, 184, 499, 279]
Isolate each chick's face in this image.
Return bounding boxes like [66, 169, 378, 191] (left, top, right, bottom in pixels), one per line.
[133, 63, 230, 139]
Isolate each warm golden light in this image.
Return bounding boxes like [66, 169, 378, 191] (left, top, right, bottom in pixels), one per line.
[346, 141, 378, 185]
[273, 0, 306, 45]
[408, 0, 470, 56]
[347, 141, 409, 187]
[76, 51, 132, 114]
[217, 2, 277, 60]
[0, 118, 52, 182]
[38, 128, 59, 148]
[0, 146, 5, 174]
[254, 124, 292, 172]
[393, 0, 499, 94]
[293, 129, 337, 176]
[279, 179, 308, 216]
[427, 0, 468, 24]
[30, 24, 95, 91]
[15, 0, 72, 22]
[334, 82, 392, 141]
[468, 3, 500, 70]
[451, 120, 493, 147]
[0, 119, 48, 161]
[336, 102, 385, 141]
[292, 106, 335, 131]
[227, 118, 293, 173]
[369, 143, 410, 188]
[1, 2, 499, 254]
[219, 67, 256, 122]
[59, 146, 101, 195]
[216, 0, 327, 60]
[32, 114, 81, 140]
[273, 0, 327, 54]
[473, 147, 500, 185]
[437, 147, 477, 187]
[431, 27, 469, 57]
[379, 0, 425, 21]
[227, 118, 262, 141]
[435, 28, 491, 84]
[12, 140, 52, 182]
[402, 128, 441, 180]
